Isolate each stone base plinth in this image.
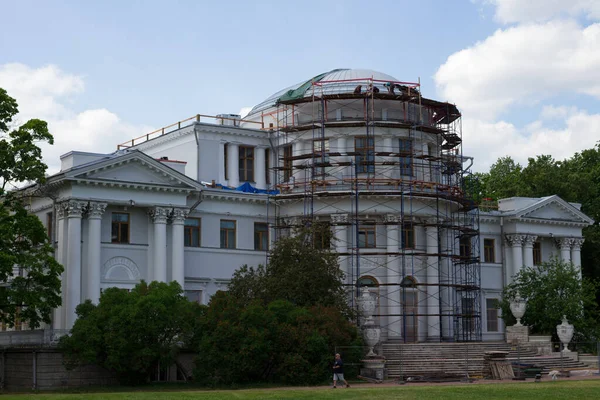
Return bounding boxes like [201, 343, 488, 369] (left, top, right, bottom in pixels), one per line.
[506, 325, 529, 344]
[360, 357, 386, 381]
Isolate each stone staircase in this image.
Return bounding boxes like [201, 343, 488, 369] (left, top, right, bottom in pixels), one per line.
[381, 342, 590, 380]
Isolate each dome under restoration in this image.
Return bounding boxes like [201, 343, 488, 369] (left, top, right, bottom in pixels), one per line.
[247, 68, 403, 117]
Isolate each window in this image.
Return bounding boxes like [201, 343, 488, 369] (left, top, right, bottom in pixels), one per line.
[239, 146, 254, 182]
[220, 220, 236, 249]
[460, 236, 471, 258]
[185, 290, 203, 304]
[358, 276, 379, 287]
[358, 224, 376, 248]
[111, 213, 130, 244]
[224, 143, 229, 180]
[313, 139, 330, 177]
[399, 138, 413, 176]
[486, 298, 499, 332]
[265, 148, 271, 185]
[355, 137, 375, 173]
[401, 223, 415, 249]
[533, 241, 542, 265]
[254, 222, 269, 251]
[484, 239, 495, 263]
[184, 218, 201, 247]
[462, 297, 475, 333]
[313, 223, 332, 249]
[283, 144, 292, 182]
[46, 212, 53, 242]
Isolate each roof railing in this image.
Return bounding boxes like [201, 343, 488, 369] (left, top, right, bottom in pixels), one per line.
[117, 114, 263, 150]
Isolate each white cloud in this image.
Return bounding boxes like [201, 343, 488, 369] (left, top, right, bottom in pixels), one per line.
[0, 63, 151, 174]
[435, 20, 600, 120]
[465, 108, 600, 172]
[490, 0, 600, 24]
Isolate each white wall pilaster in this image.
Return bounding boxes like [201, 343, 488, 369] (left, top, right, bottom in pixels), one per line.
[150, 207, 169, 282]
[522, 235, 537, 268]
[383, 214, 401, 338]
[255, 146, 266, 189]
[227, 142, 239, 187]
[426, 223, 440, 340]
[86, 202, 106, 304]
[332, 214, 349, 283]
[170, 208, 188, 290]
[53, 203, 68, 329]
[571, 238, 584, 280]
[556, 237, 574, 264]
[65, 200, 86, 329]
[506, 234, 525, 278]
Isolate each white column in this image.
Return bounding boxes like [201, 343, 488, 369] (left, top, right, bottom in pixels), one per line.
[383, 214, 402, 338]
[506, 235, 524, 278]
[86, 202, 106, 304]
[227, 143, 239, 187]
[332, 214, 349, 282]
[65, 200, 86, 329]
[426, 224, 440, 340]
[170, 208, 188, 289]
[292, 140, 304, 184]
[522, 235, 537, 268]
[571, 238, 584, 280]
[53, 203, 68, 330]
[438, 228, 452, 339]
[336, 137, 347, 179]
[150, 207, 168, 282]
[382, 136, 395, 179]
[557, 238, 573, 263]
[422, 142, 430, 182]
[255, 146, 266, 189]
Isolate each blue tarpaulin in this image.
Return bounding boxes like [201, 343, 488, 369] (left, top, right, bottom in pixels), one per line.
[219, 181, 279, 195]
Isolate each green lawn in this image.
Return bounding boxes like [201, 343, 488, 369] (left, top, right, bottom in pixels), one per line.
[3, 380, 600, 400]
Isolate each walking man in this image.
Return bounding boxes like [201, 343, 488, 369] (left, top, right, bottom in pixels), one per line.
[332, 353, 350, 388]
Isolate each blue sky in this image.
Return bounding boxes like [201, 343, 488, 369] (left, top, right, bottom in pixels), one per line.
[1, 0, 599, 172]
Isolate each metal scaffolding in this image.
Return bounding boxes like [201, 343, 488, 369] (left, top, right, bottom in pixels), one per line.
[264, 75, 481, 342]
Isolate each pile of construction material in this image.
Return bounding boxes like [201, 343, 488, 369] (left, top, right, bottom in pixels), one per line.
[483, 351, 514, 379]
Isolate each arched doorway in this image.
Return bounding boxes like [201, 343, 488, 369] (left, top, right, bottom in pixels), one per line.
[401, 276, 418, 342]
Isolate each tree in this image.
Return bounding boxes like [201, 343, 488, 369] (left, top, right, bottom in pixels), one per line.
[0, 88, 63, 328]
[479, 156, 527, 200]
[500, 259, 600, 341]
[194, 292, 360, 385]
[59, 281, 203, 385]
[228, 223, 351, 316]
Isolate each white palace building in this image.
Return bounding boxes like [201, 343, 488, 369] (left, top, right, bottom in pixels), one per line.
[22, 69, 592, 342]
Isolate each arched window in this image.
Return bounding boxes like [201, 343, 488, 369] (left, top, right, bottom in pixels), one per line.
[401, 276, 417, 288]
[358, 275, 379, 288]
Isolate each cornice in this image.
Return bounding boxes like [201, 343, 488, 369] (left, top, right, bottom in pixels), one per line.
[202, 191, 268, 204]
[71, 178, 196, 194]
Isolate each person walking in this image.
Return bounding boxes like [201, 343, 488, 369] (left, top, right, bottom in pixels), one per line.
[332, 353, 350, 388]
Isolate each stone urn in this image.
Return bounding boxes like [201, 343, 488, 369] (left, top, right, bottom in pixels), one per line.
[556, 315, 574, 352]
[362, 316, 381, 357]
[357, 287, 376, 318]
[509, 294, 527, 326]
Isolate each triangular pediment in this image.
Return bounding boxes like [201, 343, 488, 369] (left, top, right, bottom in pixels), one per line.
[514, 196, 593, 225]
[85, 163, 175, 185]
[64, 151, 200, 191]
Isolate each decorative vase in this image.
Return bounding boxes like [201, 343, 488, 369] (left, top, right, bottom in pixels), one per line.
[509, 294, 527, 326]
[556, 315, 574, 352]
[357, 287, 376, 319]
[362, 316, 381, 357]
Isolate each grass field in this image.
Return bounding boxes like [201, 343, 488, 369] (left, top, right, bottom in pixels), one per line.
[3, 380, 600, 400]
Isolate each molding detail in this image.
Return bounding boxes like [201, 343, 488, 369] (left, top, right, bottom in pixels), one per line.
[572, 238, 585, 249]
[102, 257, 141, 281]
[170, 208, 189, 224]
[381, 214, 400, 224]
[523, 235, 538, 247]
[555, 237, 575, 249]
[55, 203, 67, 219]
[505, 234, 526, 247]
[87, 202, 107, 219]
[149, 207, 169, 224]
[65, 200, 87, 218]
[331, 213, 349, 224]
